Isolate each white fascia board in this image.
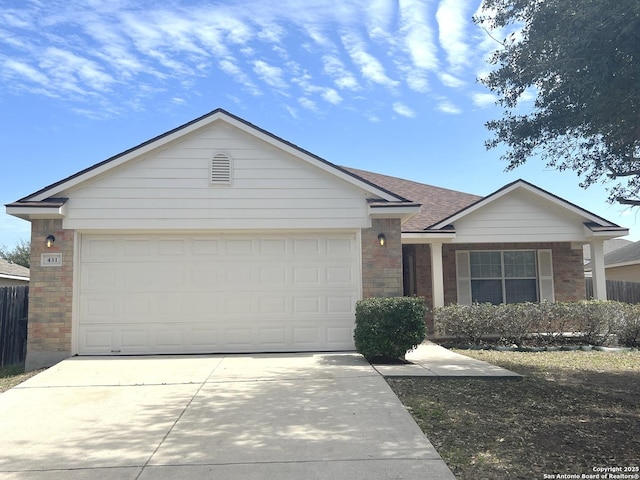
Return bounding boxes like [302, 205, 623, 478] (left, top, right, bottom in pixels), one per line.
[368, 205, 421, 225]
[402, 232, 457, 244]
[583, 224, 629, 239]
[0, 274, 29, 281]
[6, 204, 65, 220]
[431, 181, 621, 230]
[606, 260, 640, 269]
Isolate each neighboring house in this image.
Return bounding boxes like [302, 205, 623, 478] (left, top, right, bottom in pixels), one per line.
[598, 241, 640, 282]
[5, 109, 628, 370]
[583, 238, 632, 273]
[0, 258, 29, 286]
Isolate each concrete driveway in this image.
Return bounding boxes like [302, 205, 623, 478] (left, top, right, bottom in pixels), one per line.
[0, 353, 455, 479]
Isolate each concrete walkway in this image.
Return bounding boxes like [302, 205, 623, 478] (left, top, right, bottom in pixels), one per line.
[0, 353, 457, 480]
[373, 342, 523, 379]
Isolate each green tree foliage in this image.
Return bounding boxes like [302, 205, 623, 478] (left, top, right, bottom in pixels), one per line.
[475, 0, 640, 204]
[0, 239, 31, 268]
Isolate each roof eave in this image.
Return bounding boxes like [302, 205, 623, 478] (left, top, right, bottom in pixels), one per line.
[368, 203, 421, 224]
[6, 198, 68, 220]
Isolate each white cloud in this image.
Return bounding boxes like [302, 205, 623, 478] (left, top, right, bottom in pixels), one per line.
[4, 58, 49, 86]
[439, 72, 465, 88]
[322, 55, 359, 90]
[472, 92, 497, 107]
[341, 32, 399, 89]
[436, 0, 472, 73]
[219, 59, 261, 95]
[399, 0, 438, 71]
[322, 88, 342, 105]
[253, 59, 288, 89]
[393, 102, 416, 118]
[298, 97, 318, 111]
[437, 100, 462, 114]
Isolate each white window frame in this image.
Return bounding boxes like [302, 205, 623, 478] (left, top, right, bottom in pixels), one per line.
[456, 249, 555, 305]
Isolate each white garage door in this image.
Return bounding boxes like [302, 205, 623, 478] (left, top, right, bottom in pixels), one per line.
[77, 233, 360, 355]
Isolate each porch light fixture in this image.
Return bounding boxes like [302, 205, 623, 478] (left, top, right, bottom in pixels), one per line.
[378, 233, 386, 246]
[45, 235, 55, 248]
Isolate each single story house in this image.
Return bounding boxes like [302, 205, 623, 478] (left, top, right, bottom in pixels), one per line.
[595, 241, 640, 282]
[0, 258, 29, 286]
[6, 109, 628, 370]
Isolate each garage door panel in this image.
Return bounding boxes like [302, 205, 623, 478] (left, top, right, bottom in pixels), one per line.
[78, 233, 360, 354]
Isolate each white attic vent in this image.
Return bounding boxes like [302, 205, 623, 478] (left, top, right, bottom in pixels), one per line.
[210, 152, 232, 185]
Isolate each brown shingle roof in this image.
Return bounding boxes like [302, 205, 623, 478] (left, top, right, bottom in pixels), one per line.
[342, 167, 481, 231]
[0, 258, 30, 280]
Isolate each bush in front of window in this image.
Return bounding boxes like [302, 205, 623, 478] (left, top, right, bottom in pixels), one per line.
[433, 303, 496, 345]
[354, 297, 427, 359]
[434, 300, 640, 348]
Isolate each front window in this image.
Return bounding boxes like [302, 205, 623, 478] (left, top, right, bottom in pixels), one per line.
[470, 250, 538, 304]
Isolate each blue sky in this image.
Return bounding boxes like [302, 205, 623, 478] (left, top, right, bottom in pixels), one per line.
[1, 0, 637, 248]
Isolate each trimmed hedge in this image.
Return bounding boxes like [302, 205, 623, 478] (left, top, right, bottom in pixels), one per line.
[434, 300, 640, 347]
[354, 297, 427, 359]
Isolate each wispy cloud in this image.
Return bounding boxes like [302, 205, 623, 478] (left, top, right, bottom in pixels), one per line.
[437, 99, 462, 114]
[341, 32, 399, 89]
[253, 59, 288, 90]
[399, 0, 438, 71]
[393, 102, 416, 118]
[0, 0, 497, 120]
[439, 72, 465, 88]
[436, 0, 473, 73]
[322, 55, 359, 90]
[472, 92, 497, 107]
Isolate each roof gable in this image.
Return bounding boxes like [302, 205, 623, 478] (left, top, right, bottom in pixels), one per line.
[16, 109, 405, 204]
[430, 180, 624, 234]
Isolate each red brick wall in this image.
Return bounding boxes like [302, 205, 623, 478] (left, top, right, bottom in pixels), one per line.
[361, 218, 403, 298]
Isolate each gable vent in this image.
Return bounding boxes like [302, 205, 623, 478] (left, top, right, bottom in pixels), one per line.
[210, 153, 232, 185]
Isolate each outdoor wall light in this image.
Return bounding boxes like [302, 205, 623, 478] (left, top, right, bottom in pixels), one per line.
[378, 233, 386, 246]
[45, 235, 55, 248]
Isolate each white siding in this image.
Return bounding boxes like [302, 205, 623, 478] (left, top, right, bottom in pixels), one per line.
[452, 189, 586, 243]
[61, 123, 370, 231]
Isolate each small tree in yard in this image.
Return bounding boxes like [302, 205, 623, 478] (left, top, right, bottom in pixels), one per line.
[0, 239, 30, 268]
[354, 297, 427, 360]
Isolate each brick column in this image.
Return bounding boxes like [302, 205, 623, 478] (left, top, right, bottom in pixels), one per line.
[26, 219, 74, 370]
[361, 218, 402, 298]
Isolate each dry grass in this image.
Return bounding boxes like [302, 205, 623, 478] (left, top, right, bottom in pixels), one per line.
[387, 350, 640, 480]
[0, 365, 43, 393]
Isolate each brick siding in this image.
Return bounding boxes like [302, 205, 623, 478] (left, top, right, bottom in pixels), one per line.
[27, 219, 74, 366]
[361, 218, 403, 298]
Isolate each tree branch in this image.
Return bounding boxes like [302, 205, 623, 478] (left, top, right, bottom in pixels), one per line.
[616, 197, 640, 206]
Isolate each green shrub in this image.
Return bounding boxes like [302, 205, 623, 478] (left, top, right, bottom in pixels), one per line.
[495, 303, 537, 346]
[434, 300, 637, 347]
[570, 300, 624, 346]
[433, 303, 495, 344]
[617, 304, 640, 347]
[354, 297, 427, 359]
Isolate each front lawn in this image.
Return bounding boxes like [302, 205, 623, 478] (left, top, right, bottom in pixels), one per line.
[387, 350, 640, 480]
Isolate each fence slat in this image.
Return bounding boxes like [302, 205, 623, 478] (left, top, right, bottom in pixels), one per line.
[586, 278, 640, 303]
[0, 286, 29, 367]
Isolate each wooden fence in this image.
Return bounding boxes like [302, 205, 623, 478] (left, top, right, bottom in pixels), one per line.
[0, 286, 29, 367]
[586, 278, 640, 304]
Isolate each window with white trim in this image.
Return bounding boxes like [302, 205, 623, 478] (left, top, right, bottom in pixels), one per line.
[210, 152, 232, 185]
[469, 250, 538, 304]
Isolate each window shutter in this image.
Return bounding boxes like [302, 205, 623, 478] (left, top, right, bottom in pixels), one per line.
[537, 249, 555, 302]
[210, 153, 231, 185]
[456, 250, 472, 305]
